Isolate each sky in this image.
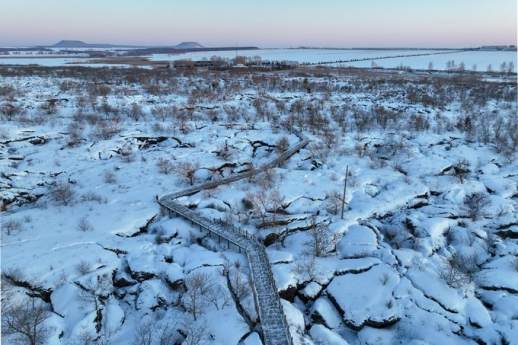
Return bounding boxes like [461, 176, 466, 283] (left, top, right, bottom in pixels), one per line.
[1, 0, 516, 48]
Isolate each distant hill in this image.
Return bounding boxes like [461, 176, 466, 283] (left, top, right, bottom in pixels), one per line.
[174, 42, 204, 49]
[47, 40, 205, 50]
[50, 40, 142, 48]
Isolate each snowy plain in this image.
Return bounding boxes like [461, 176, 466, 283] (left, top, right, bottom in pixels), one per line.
[0, 48, 516, 72]
[1, 65, 517, 345]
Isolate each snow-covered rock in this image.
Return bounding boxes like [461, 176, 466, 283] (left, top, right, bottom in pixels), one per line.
[310, 297, 342, 329]
[310, 324, 350, 345]
[337, 225, 378, 259]
[327, 263, 400, 329]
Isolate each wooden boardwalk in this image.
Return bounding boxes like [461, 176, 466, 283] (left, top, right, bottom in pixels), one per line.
[158, 136, 308, 345]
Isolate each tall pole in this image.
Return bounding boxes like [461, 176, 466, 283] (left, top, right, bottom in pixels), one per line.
[341, 165, 349, 220]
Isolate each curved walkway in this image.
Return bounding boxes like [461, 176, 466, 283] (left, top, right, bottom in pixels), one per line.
[158, 136, 308, 345]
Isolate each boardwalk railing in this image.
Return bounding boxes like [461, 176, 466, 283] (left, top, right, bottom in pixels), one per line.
[158, 136, 308, 345]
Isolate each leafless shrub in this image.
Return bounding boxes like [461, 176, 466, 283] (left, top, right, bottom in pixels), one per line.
[0, 85, 16, 97]
[176, 161, 199, 185]
[275, 136, 290, 154]
[75, 261, 91, 275]
[156, 322, 178, 345]
[325, 190, 343, 215]
[452, 159, 470, 183]
[151, 105, 171, 121]
[119, 146, 135, 163]
[1, 102, 21, 120]
[66, 121, 83, 147]
[2, 218, 23, 235]
[134, 320, 153, 345]
[96, 84, 111, 97]
[463, 192, 489, 221]
[40, 99, 58, 115]
[354, 142, 368, 157]
[59, 80, 76, 92]
[92, 120, 121, 140]
[157, 158, 175, 175]
[152, 122, 165, 133]
[77, 217, 93, 232]
[103, 170, 117, 184]
[85, 113, 101, 126]
[129, 102, 143, 121]
[2, 297, 50, 345]
[293, 246, 317, 281]
[51, 181, 75, 206]
[182, 321, 210, 345]
[74, 330, 98, 345]
[215, 141, 233, 160]
[80, 191, 106, 204]
[440, 252, 479, 288]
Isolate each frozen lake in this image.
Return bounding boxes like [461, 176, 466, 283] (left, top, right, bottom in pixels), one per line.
[150, 48, 517, 71]
[0, 57, 88, 66]
[1, 49, 515, 71]
[0, 57, 131, 68]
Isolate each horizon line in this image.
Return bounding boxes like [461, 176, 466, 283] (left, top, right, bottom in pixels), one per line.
[2, 40, 516, 50]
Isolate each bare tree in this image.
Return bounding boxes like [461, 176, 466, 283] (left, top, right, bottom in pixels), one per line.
[268, 189, 285, 222]
[246, 191, 268, 224]
[227, 262, 251, 302]
[325, 190, 342, 215]
[500, 62, 508, 73]
[207, 284, 231, 310]
[176, 161, 199, 185]
[309, 215, 331, 257]
[183, 272, 214, 321]
[2, 297, 50, 345]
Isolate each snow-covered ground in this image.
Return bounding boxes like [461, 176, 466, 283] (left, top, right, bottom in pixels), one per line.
[1, 66, 517, 345]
